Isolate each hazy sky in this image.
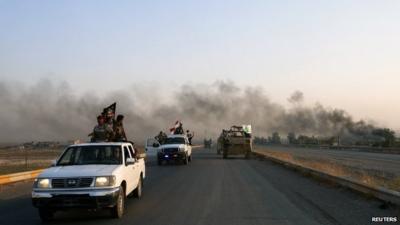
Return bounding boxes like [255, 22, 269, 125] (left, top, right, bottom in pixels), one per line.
[1, 1, 400, 130]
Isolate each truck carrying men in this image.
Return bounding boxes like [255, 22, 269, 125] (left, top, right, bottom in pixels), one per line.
[32, 102, 146, 221]
[146, 121, 195, 165]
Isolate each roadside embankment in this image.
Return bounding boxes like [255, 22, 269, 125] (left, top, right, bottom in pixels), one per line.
[253, 145, 400, 205]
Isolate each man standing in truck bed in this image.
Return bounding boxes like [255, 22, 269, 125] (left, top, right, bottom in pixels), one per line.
[113, 114, 127, 142]
[90, 115, 114, 142]
[155, 131, 167, 144]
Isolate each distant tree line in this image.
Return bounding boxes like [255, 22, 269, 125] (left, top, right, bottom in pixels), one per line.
[253, 128, 399, 148]
[254, 132, 282, 144]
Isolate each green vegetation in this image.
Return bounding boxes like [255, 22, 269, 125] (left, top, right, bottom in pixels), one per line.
[254, 128, 398, 148]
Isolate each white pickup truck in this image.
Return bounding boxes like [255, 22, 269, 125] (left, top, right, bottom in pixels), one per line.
[32, 142, 145, 221]
[146, 134, 192, 165]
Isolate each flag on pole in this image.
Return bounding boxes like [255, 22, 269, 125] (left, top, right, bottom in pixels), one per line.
[242, 125, 252, 134]
[170, 120, 181, 134]
[102, 102, 117, 119]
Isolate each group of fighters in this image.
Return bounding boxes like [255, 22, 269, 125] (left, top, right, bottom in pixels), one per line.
[89, 104, 127, 142]
[89, 104, 194, 145]
[155, 122, 195, 145]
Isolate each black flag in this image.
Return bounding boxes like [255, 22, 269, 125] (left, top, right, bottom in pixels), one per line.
[102, 102, 117, 119]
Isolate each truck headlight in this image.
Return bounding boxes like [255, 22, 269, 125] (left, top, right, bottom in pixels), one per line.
[95, 176, 115, 187]
[35, 178, 51, 189]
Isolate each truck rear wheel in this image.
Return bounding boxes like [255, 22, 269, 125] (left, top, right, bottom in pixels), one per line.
[38, 208, 54, 222]
[133, 176, 143, 198]
[110, 186, 125, 218]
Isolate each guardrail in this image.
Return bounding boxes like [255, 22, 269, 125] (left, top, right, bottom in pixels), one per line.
[252, 150, 400, 205]
[0, 145, 202, 186]
[0, 169, 44, 185]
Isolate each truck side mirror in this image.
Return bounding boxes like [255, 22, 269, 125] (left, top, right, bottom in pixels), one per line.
[126, 158, 135, 166]
[153, 143, 160, 148]
[137, 153, 146, 159]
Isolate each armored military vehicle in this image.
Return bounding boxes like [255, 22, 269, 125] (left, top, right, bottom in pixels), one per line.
[217, 125, 252, 159]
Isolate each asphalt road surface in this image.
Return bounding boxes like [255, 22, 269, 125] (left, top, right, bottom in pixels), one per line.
[0, 148, 398, 225]
[254, 145, 400, 177]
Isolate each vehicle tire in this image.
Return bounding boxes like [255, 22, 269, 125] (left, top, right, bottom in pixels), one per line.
[157, 158, 162, 166]
[133, 176, 143, 198]
[110, 186, 125, 219]
[183, 154, 189, 165]
[38, 208, 54, 222]
[188, 155, 192, 162]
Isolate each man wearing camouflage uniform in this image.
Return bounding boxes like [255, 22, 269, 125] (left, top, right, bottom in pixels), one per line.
[155, 131, 167, 144]
[90, 115, 113, 142]
[186, 130, 194, 145]
[113, 114, 127, 142]
[217, 130, 227, 154]
[104, 109, 116, 141]
[174, 123, 184, 135]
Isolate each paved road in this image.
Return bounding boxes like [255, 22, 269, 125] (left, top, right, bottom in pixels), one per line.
[0, 148, 398, 225]
[255, 145, 400, 177]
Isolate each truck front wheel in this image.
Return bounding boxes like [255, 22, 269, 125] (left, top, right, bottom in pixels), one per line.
[110, 186, 125, 218]
[183, 154, 189, 165]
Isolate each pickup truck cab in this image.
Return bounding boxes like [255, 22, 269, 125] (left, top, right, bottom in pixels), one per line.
[154, 134, 192, 165]
[32, 142, 145, 221]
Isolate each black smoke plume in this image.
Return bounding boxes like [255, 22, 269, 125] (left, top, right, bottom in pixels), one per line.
[0, 79, 387, 143]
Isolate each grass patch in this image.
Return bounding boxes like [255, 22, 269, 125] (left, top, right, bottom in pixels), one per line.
[255, 147, 400, 192]
[0, 148, 61, 175]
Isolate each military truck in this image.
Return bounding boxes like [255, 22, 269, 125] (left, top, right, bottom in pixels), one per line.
[217, 125, 252, 159]
[204, 138, 212, 149]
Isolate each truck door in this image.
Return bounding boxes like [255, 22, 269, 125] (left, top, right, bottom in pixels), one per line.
[123, 146, 136, 194]
[128, 145, 141, 185]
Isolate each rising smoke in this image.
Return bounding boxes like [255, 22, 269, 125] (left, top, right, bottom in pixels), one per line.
[0, 79, 384, 143]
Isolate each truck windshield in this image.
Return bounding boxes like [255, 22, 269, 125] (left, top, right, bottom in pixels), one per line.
[164, 137, 185, 144]
[57, 146, 122, 166]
